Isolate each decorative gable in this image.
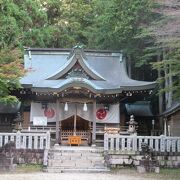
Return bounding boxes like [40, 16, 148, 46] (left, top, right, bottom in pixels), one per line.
[46, 47, 105, 81]
[64, 62, 91, 80]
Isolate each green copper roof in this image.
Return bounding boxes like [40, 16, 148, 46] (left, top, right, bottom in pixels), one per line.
[21, 47, 156, 94]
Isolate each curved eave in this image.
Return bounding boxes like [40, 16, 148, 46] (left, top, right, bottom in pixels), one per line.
[31, 78, 123, 94]
[160, 101, 180, 117]
[121, 81, 157, 91]
[46, 54, 105, 81]
[23, 79, 156, 94]
[22, 80, 156, 95]
[21, 83, 33, 88]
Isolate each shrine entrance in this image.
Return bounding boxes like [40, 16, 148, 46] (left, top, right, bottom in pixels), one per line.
[60, 116, 91, 145]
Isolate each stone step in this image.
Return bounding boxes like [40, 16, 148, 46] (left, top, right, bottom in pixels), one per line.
[48, 162, 92, 167]
[48, 159, 105, 167]
[48, 155, 104, 161]
[48, 162, 105, 167]
[50, 148, 104, 154]
[47, 164, 106, 169]
[48, 167, 107, 170]
[45, 167, 110, 173]
[48, 155, 69, 160]
[49, 154, 104, 161]
[49, 151, 103, 156]
[86, 156, 104, 161]
[49, 159, 91, 163]
[48, 164, 106, 169]
[46, 146, 107, 173]
[49, 155, 104, 161]
[47, 162, 106, 167]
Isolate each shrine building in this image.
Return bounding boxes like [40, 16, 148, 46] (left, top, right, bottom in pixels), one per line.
[17, 46, 156, 145]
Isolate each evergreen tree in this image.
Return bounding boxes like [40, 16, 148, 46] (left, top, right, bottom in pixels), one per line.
[42, 0, 94, 47]
[140, 0, 180, 106]
[0, 0, 48, 103]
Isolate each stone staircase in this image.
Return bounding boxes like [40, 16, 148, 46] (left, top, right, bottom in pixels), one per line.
[44, 146, 109, 173]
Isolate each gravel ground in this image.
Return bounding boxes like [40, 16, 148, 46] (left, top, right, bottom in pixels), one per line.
[0, 172, 159, 180]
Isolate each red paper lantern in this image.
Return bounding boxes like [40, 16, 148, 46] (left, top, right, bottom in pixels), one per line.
[44, 108, 55, 118]
[96, 108, 107, 120]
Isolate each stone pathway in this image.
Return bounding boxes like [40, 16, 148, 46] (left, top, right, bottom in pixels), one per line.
[0, 172, 159, 180]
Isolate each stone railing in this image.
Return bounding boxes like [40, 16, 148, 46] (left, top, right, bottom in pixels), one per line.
[21, 125, 56, 133]
[0, 131, 50, 150]
[104, 133, 180, 153]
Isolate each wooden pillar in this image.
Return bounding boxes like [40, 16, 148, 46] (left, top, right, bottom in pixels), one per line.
[88, 121, 92, 145]
[56, 100, 60, 144]
[92, 100, 96, 145]
[59, 121, 62, 143]
[73, 104, 77, 136]
[164, 118, 167, 136]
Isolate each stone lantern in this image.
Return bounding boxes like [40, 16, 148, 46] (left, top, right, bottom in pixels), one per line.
[14, 112, 23, 131]
[127, 115, 138, 134]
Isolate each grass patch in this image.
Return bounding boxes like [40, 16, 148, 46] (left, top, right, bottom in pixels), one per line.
[111, 167, 180, 180]
[159, 168, 180, 180]
[15, 164, 43, 173]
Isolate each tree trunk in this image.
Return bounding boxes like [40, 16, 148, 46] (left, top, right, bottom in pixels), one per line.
[164, 59, 173, 109]
[168, 62, 173, 107]
[157, 54, 164, 130]
[158, 55, 163, 114]
[164, 64, 170, 109]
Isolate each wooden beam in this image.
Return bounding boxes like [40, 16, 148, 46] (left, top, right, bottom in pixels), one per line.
[58, 97, 94, 103]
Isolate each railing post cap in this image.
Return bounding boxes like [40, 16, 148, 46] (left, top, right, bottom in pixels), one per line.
[160, 134, 166, 138]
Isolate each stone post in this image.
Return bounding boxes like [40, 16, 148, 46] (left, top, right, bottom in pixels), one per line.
[16, 131, 21, 149]
[46, 131, 50, 149]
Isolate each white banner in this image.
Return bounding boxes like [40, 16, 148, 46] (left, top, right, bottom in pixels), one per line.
[30, 102, 56, 122]
[96, 104, 120, 123]
[30, 102, 120, 124]
[33, 116, 47, 126]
